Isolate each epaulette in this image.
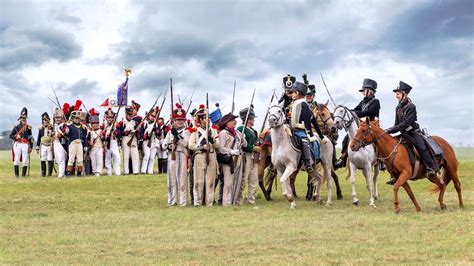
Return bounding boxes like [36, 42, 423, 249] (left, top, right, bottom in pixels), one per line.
[186, 127, 196, 133]
[211, 125, 219, 130]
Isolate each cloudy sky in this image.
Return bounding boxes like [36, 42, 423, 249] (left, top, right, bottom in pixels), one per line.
[1, 0, 473, 145]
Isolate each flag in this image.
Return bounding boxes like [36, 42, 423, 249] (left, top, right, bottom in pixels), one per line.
[117, 77, 128, 106]
[100, 98, 109, 107]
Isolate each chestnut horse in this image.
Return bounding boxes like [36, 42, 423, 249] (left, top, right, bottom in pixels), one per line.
[350, 119, 463, 213]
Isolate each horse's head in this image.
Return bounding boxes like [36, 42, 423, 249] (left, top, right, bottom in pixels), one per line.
[350, 118, 382, 151]
[314, 100, 335, 133]
[333, 105, 353, 130]
[268, 104, 285, 128]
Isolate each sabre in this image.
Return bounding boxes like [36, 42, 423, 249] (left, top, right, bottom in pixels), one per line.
[259, 89, 276, 135]
[320, 73, 337, 108]
[231, 80, 236, 114]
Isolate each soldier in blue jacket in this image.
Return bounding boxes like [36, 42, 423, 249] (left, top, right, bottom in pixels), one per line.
[10, 107, 33, 177]
[63, 111, 88, 176]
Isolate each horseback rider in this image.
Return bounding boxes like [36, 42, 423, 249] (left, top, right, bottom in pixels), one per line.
[384, 81, 440, 185]
[335, 78, 380, 169]
[288, 81, 325, 172]
[279, 74, 296, 122]
[10, 107, 33, 177]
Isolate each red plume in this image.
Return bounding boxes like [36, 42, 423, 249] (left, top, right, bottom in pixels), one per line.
[89, 108, 98, 116]
[63, 103, 70, 115]
[155, 106, 160, 112]
[175, 103, 182, 109]
[199, 104, 205, 109]
[74, 100, 82, 111]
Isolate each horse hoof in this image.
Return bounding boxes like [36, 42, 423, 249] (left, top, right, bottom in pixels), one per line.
[374, 196, 379, 200]
[353, 200, 360, 207]
[324, 202, 331, 207]
[395, 208, 401, 214]
[337, 194, 343, 200]
[441, 204, 447, 210]
[290, 202, 297, 209]
[369, 203, 377, 208]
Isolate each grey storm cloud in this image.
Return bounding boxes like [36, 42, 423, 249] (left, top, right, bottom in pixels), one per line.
[0, 27, 82, 71]
[55, 14, 82, 24]
[63, 78, 100, 96]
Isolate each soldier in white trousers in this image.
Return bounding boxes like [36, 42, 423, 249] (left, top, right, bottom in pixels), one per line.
[118, 104, 141, 175]
[88, 110, 103, 176]
[140, 107, 160, 174]
[53, 107, 68, 177]
[9, 107, 33, 177]
[163, 104, 191, 207]
[102, 108, 121, 176]
[36, 112, 54, 177]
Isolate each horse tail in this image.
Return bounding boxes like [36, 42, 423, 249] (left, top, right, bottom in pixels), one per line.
[430, 136, 460, 194]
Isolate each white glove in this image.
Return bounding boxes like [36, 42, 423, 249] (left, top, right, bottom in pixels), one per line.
[231, 149, 240, 156]
[308, 136, 318, 142]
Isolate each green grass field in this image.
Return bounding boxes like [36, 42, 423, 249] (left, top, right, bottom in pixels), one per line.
[0, 149, 472, 264]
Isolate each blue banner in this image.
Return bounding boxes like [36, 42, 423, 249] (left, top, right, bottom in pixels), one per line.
[117, 77, 128, 106]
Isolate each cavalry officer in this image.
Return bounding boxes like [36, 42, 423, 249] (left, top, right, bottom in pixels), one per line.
[36, 112, 54, 177]
[102, 108, 121, 176]
[279, 74, 296, 122]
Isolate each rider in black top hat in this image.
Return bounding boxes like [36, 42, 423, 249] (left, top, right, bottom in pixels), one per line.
[335, 78, 380, 169]
[384, 81, 440, 185]
[279, 74, 296, 122]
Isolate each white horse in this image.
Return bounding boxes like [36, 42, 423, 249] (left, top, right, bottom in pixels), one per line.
[333, 105, 379, 207]
[267, 101, 334, 208]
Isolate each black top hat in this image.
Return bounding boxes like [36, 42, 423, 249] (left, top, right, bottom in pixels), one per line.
[359, 78, 377, 92]
[239, 106, 256, 122]
[393, 81, 412, 93]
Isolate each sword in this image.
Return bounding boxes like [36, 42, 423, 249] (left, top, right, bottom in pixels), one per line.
[320, 72, 337, 108]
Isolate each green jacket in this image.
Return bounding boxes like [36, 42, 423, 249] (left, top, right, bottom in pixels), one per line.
[237, 125, 258, 153]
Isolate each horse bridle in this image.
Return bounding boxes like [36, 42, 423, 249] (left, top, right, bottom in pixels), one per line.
[333, 105, 356, 130]
[352, 123, 387, 148]
[313, 104, 333, 134]
[268, 104, 285, 128]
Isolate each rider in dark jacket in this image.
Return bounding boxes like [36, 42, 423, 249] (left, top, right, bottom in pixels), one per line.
[335, 78, 380, 169]
[384, 81, 439, 185]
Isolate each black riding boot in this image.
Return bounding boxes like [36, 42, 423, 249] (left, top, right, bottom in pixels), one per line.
[48, 161, 54, 176]
[379, 161, 386, 171]
[41, 161, 46, 177]
[334, 153, 347, 170]
[14, 165, 19, 177]
[301, 141, 314, 172]
[22, 166, 27, 177]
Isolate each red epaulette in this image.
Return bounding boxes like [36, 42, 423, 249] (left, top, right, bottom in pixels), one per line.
[186, 127, 196, 133]
[211, 125, 219, 130]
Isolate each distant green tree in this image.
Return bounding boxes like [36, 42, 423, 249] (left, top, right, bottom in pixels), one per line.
[0, 130, 14, 150]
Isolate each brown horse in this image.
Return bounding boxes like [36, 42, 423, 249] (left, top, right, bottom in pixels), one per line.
[350, 119, 463, 213]
[258, 102, 344, 201]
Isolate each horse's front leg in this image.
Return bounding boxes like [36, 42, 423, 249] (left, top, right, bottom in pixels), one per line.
[372, 163, 380, 200]
[362, 163, 376, 208]
[280, 166, 297, 209]
[349, 161, 359, 206]
[323, 160, 333, 206]
[393, 171, 410, 213]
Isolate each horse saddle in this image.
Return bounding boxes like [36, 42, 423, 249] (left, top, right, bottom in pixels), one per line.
[289, 131, 302, 152]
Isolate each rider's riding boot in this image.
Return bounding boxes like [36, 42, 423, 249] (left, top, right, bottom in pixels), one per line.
[379, 161, 386, 171]
[302, 141, 314, 172]
[47, 161, 54, 176]
[41, 161, 46, 177]
[386, 176, 397, 185]
[334, 152, 347, 170]
[427, 168, 443, 184]
[14, 165, 19, 177]
[22, 166, 27, 177]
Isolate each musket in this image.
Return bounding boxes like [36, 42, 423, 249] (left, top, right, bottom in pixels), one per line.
[259, 89, 276, 135]
[185, 89, 195, 114]
[105, 104, 123, 150]
[320, 72, 337, 108]
[170, 78, 177, 160]
[205, 93, 210, 165]
[239, 88, 256, 149]
[127, 90, 164, 147]
[147, 90, 167, 148]
[51, 84, 68, 122]
[231, 80, 236, 114]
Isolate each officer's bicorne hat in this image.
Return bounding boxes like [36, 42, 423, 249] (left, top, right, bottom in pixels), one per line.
[307, 85, 316, 95]
[393, 81, 412, 94]
[218, 112, 239, 130]
[105, 108, 115, 118]
[194, 104, 207, 120]
[89, 108, 100, 124]
[359, 78, 377, 92]
[290, 81, 308, 95]
[41, 112, 50, 122]
[210, 103, 222, 125]
[239, 105, 256, 122]
[18, 107, 28, 120]
[171, 103, 187, 120]
[283, 74, 296, 90]
[131, 100, 141, 111]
